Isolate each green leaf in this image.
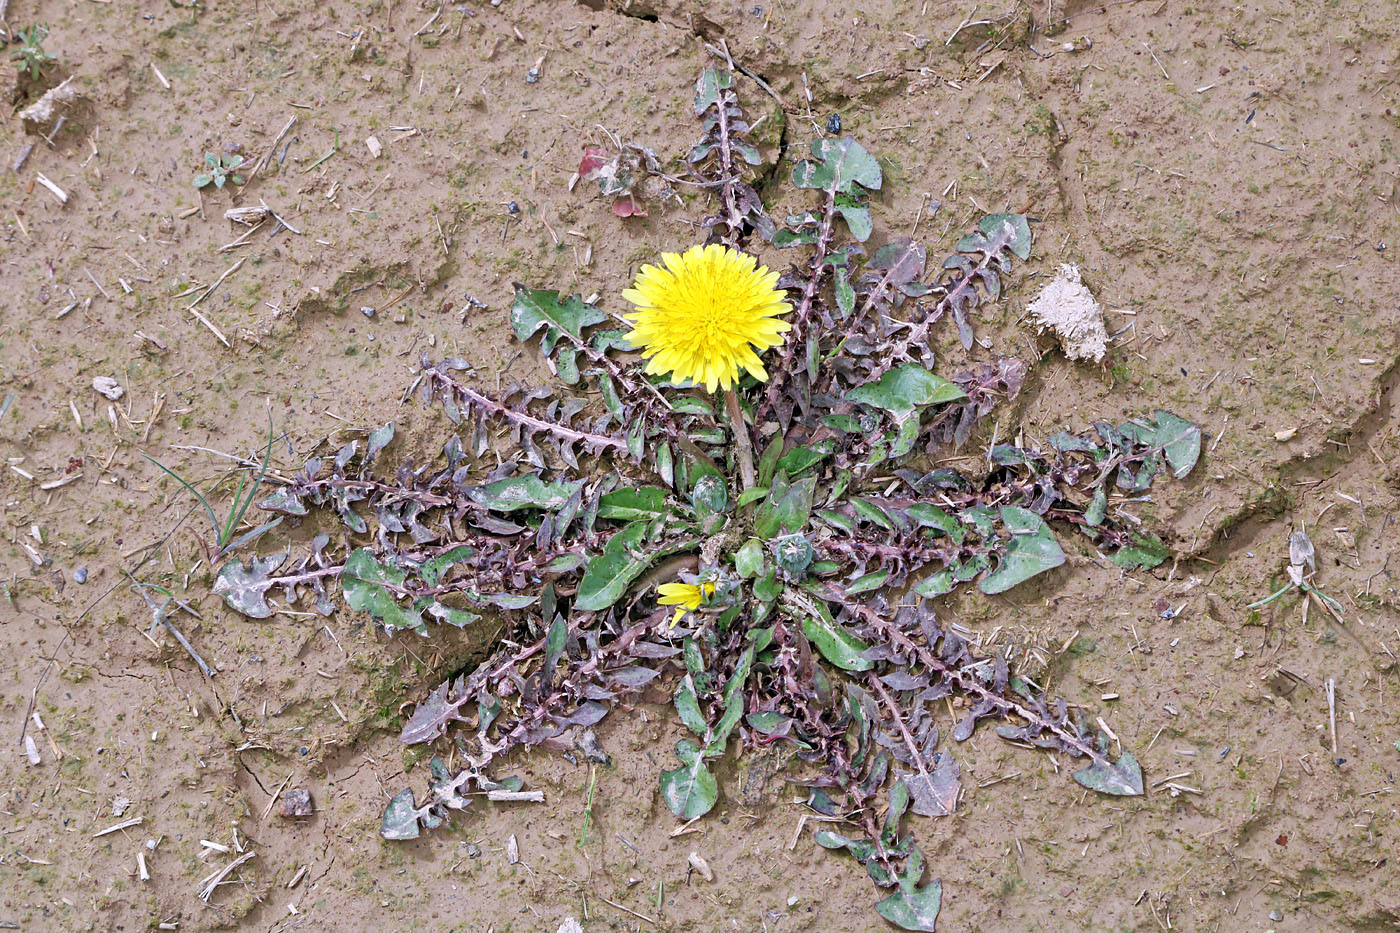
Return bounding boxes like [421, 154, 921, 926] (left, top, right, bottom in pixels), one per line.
[815, 508, 857, 534]
[845, 569, 889, 595]
[734, 538, 764, 578]
[597, 487, 669, 520]
[366, 421, 395, 461]
[905, 503, 960, 539]
[670, 397, 714, 417]
[834, 265, 855, 317]
[835, 195, 872, 242]
[1110, 529, 1170, 570]
[774, 228, 819, 248]
[848, 365, 965, 416]
[814, 830, 878, 861]
[341, 547, 423, 632]
[597, 372, 623, 416]
[776, 446, 828, 477]
[419, 544, 477, 587]
[626, 415, 647, 461]
[543, 553, 586, 574]
[1152, 410, 1202, 478]
[913, 568, 954, 598]
[958, 213, 1032, 261]
[510, 286, 607, 347]
[1084, 486, 1107, 527]
[757, 434, 784, 488]
[473, 592, 537, 610]
[573, 521, 650, 612]
[655, 442, 674, 488]
[467, 474, 582, 511]
[848, 497, 895, 531]
[1072, 750, 1144, 796]
[424, 602, 480, 627]
[876, 878, 943, 931]
[889, 415, 922, 459]
[822, 413, 864, 434]
[746, 711, 791, 734]
[755, 474, 816, 539]
[213, 553, 286, 619]
[544, 612, 568, 676]
[659, 739, 719, 820]
[792, 137, 882, 194]
[799, 598, 873, 671]
[257, 487, 307, 516]
[555, 347, 580, 384]
[961, 506, 997, 538]
[692, 66, 732, 114]
[979, 506, 1066, 594]
[674, 678, 708, 736]
[708, 645, 754, 755]
[380, 789, 422, 840]
[753, 569, 780, 602]
[735, 486, 770, 507]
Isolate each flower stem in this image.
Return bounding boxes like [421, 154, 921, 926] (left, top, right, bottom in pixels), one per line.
[724, 388, 756, 492]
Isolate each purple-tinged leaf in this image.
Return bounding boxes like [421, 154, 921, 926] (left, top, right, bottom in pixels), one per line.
[1072, 750, 1144, 796]
[898, 750, 960, 817]
[213, 553, 287, 619]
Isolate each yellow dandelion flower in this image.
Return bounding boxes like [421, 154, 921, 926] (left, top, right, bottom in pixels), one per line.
[622, 244, 792, 393]
[657, 580, 717, 628]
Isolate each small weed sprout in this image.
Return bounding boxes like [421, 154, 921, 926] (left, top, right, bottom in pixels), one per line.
[193, 152, 245, 190]
[10, 25, 57, 80]
[143, 419, 279, 559]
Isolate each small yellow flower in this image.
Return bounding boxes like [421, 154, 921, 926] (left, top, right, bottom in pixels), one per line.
[657, 580, 717, 628]
[622, 244, 792, 393]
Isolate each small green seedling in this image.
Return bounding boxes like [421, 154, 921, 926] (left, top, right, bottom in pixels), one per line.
[11, 25, 57, 80]
[194, 152, 245, 190]
[1248, 530, 1346, 623]
[143, 419, 279, 560]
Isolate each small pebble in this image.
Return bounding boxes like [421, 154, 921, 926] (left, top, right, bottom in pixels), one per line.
[1269, 909, 1283, 921]
[74, 567, 88, 584]
[826, 113, 841, 134]
[688, 851, 713, 882]
[92, 376, 124, 400]
[278, 788, 314, 818]
[360, 306, 375, 317]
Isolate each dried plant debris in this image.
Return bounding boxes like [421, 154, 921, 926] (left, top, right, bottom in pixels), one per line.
[19, 75, 80, 135]
[575, 138, 673, 218]
[1025, 263, 1108, 363]
[205, 66, 1204, 931]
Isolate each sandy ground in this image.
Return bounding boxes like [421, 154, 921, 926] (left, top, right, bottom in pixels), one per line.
[2, 0, 1399, 930]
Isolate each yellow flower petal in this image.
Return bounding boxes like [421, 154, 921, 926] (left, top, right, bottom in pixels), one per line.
[622, 244, 791, 392]
[657, 581, 704, 610]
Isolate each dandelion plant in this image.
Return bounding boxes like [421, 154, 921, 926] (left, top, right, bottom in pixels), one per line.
[211, 63, 1203, 929]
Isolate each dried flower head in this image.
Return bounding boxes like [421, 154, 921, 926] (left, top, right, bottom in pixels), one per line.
[622, 244, 791, 392]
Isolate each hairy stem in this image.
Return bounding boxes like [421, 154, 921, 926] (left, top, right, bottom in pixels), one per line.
[724, 388, 756, 491]
[866, 672, 936, 789]
[713, 87, 744, 244]
[867, 243, 1003, 380]
[758, 188, 838, 422]
[430, 370, 628, 454]
[825, 587, 1110, 767]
